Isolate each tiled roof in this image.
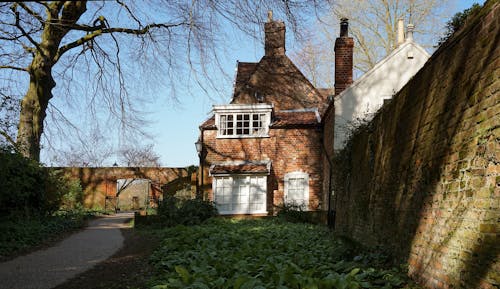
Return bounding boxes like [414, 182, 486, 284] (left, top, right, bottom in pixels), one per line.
[210, 161, 271, 175]
[234, 62, 258, 89]
[230, 55, 328, 112]
[200, 116, 216, 129]
[271, 109, 321, 127]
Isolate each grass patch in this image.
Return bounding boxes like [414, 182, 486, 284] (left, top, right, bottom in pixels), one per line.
[0, 210, 93, 258]
[148, 218, 421, 288]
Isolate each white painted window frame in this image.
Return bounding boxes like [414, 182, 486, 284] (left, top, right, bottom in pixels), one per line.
[212, 174, 268, 215]
[213, 104, 272, 138]
[284, 171, 310, 210]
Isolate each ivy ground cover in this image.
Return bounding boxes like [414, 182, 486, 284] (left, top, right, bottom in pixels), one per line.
[149, 218, 420, 289]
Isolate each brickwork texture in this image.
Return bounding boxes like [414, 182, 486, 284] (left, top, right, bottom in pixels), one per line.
[202, 125, 324, 214]
[329, 2, 499, 288]
[58, 167, 189, 209]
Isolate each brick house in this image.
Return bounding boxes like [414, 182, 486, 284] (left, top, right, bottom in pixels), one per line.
[198, 13, 335, 215]
[197, 13, 430, 217]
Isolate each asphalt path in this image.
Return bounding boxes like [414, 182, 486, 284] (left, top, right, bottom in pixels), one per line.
[0, 212, 133, 289]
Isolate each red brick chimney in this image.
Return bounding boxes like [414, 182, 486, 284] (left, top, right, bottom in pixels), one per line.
[264, 10, 286, 57]
[334, 18, 354, 95]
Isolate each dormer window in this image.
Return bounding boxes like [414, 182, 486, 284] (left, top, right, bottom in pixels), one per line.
[214, 104, 272, 138]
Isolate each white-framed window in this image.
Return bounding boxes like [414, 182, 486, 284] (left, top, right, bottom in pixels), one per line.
[214, 104, 272, 138]
[284, 172, 309, 209]
[219, 112, 268, 136]
[213, 175, 267, 214]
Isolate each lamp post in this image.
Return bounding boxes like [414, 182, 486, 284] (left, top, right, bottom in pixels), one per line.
[195, 138, 203, 199]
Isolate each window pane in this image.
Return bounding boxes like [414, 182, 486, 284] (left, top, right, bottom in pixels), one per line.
[214, 176, 266, 213]
[219, 114, 236, 136]
[218, 112, 268, 137]
[285, 175, 308, 208]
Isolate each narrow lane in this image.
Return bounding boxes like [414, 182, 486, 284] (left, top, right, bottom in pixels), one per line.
[0, 213, 133, 289]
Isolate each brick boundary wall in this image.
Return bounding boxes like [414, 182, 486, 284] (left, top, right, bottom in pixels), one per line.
[329, 2, 499, 288]
[55, 167, 190, 209]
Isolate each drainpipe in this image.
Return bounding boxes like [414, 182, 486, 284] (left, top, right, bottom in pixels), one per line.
[321, 127, 335, 229]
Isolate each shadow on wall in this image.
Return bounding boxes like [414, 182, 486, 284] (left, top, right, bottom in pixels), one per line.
[203, 125, 323, 214]
[332, 2, 499, 288]
[59, 167, 191, 210]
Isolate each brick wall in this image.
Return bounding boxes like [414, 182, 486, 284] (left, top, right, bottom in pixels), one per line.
[202, 125, 324, 214]
[329, 2, 499, 288]
[58, 167, 190, 209]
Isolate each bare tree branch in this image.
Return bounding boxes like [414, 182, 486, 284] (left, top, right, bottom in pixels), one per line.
[17, 2, 44, 25]
[54, 21, 190, 62]
[0, 0, 331, 162]
[0, 129, 17, 147]
[10, 4, 44, 56]
[0, 65, 27, 72]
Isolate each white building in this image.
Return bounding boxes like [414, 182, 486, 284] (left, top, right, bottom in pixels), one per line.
[334, 23, 430, 150]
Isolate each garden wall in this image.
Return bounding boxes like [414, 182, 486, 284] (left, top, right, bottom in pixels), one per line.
[331, 2, 499, 288]
[57, 167, 192, 209]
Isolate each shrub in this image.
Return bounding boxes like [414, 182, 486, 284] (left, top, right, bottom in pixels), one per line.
[0, 145, 85, 217]
[59, 178, 84, 210]
[155, 196, 218, 227]
[0, 146, 65, 217]
[179, 198, 219, 225]
[0, 210, 88, 257]
[437, 3, 482, 46]
[276, 202, 311, 223]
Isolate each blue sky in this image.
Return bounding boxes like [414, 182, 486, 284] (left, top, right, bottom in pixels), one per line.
[147, 0, 485, 168]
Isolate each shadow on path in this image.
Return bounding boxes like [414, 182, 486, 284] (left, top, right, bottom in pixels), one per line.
[0, 213, 133, 289]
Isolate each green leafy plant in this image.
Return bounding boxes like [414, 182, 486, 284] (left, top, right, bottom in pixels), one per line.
[152, 196, 218, 227]
[59, 178, 84, 210]
[148, 219, 420, 288]
[437, 3, 482, 46]
[276, 202, 311, 223]
[0, 146, 66, 217]
[0, 210, 89, 257]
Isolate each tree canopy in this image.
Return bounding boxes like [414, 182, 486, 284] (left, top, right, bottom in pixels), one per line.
[290, 0, 453, 86]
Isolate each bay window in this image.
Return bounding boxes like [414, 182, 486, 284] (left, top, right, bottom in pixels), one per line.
[214, 104, 272, 138]
[213, 175, 267, 214]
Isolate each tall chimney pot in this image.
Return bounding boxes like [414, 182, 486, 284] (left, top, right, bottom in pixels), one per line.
[397, 18, 405, 47]
[340, 18, 349, 37]
[334, 18, 354, 95]
[267, 10, 273, 22]
[406, 23, 414, 42]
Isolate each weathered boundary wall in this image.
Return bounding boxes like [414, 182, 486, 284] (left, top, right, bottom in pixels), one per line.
[56, 167, 191, 209]
[331, 2, 499, 288]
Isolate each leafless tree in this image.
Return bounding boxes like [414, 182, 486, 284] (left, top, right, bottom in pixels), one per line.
[0, 1, 330, 161]
[49, 126, 114, 166]
[291, 0, 452, 81]
[119, 144, 161, 167]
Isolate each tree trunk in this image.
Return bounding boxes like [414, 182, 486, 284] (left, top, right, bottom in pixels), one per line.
[15, 1, 87, 161]
[16, 57, 55, 161]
